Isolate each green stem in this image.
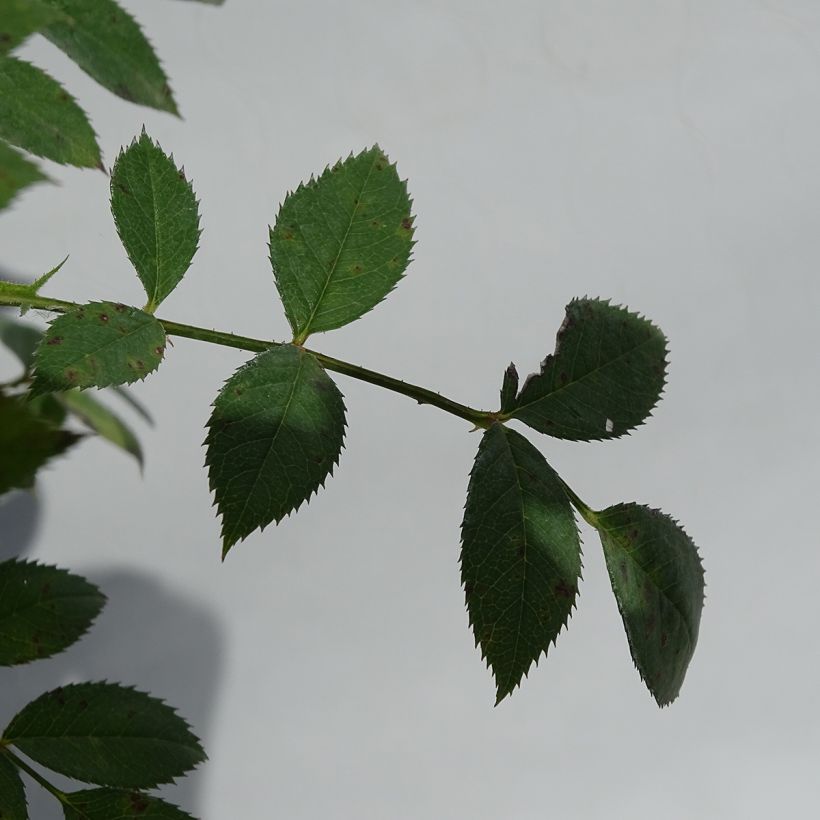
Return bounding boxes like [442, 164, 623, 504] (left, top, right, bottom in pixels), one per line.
[0, 746, 68, 804]
[0, 292, 497, 428]
[559, 479, 599, 528]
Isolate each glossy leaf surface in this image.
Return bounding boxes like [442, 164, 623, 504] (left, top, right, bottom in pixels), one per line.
[110, 131, 200, 309]
[42, 0, 177, 113]
[3, 683, 205, 788]
[461, 423, 581, 703]
[31, 302, 166, 394]
[270, 146, 414, 343]
[63, 789, 194, 819]
[508, 298, 667, 440]
[0, 0, 63, 53]
[206, 344, 346, 555]
[0, 559, 105, 666]
[0, 56, 100, 167]
[595, 503, 704, 705]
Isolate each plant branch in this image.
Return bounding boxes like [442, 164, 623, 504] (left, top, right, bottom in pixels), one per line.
[0, 291, 497, 427]
[0, 746, 68, 804]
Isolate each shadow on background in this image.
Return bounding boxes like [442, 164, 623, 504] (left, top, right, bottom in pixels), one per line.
[0, 491, 223, 818]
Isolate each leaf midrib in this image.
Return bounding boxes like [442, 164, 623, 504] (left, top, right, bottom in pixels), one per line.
[296, 154, 379, 341]
[513, 333, 662, 415]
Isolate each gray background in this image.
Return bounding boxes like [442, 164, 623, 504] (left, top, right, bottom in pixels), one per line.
[2, 1, 819, 817]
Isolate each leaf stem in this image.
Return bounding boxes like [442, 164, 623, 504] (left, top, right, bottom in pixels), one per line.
[0, 746, 68, 804]
[559, 479, 600, 528]
[0, 291, 497, 428]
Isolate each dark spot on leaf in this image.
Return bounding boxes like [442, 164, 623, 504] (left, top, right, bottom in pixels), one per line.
[401, 217, 412, 230]
[129, 792, 149, 812]
[660, 632, 669, 648]
[46, 336, 63, 346]
[353, 263, 363, 273]
[155, 346, 165, 357]
[99, 313, 109, 323]
[559, 371, 568, 386]
[554, 580, 576, 599]
[114, 303, 127, 312]
[65, 369, 78, 383]
[114, 83, 136, 103]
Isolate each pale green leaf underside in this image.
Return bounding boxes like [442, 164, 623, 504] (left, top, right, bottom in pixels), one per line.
[206, 344, 346, 556]
[31, 302, 166, 395]
[508, 298, 667, 441]
[595, 503, 704, 706]
[110, 131, 200, 309]
[0, 752, 28, 820]
[0, 0, 64, 54]
[0, 393, 80, 494]
[63, 789, 194, 819]
[270, 146, 414, 343]
[0, 56, 100, 167]
[0, 140, 48, 210]
[59, 389, 143, 466]
[41, 0, 178, 113]
[3, 682, 205, 788]
[0, 559, 106, 666]
[461, 423, 582, 703]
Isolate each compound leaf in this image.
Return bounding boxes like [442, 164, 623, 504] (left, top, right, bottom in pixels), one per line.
[461, 423, 582, 704]
[594, 503, 705, 706]
[0, 559, 106, 666]
[2, 682, 205, 788]
[206, 344, 346, 556]
[0, 393, 80, 494]
[269, 146, 414, 344]
[31, 302, 166, 395]
[41, 0, 178, 114]
[0, 56, 100, 168]
[110, 131, 200, 310]
[0, 752, 27, 820]
[507, 298, 667, 441]
[63, 789, 194, 819]
[59, 390, 143, 466]
[0, 140, 47, 211]
[0, 0, 64, 54]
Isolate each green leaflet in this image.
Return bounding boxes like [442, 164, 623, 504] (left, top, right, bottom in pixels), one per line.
[31, 302, 166, 395]
[506, 298, 667, 441]
[0, 393, 80, 494]
[59, 390, 143, 466]
[41, 0, 178, 114]
[499, 362, 518, 414]
[593, 503, 704, 706]
[0, 752, 28, 820]
[63, 789, 194, 819]
[269, 146, 414, 344]
[0, 559, 106, 666]
[2, 683, 205, 789]
[0, 140, 47, 211]
[110, 131, 200, 310]
[206, 344, 346, 556]
[0, 56, 100, 168]
[461, 423, 582, 703]
[0, 0, 64, 54]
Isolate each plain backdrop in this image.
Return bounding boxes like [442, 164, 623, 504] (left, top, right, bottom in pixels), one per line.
[2, 1, 819, 817]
